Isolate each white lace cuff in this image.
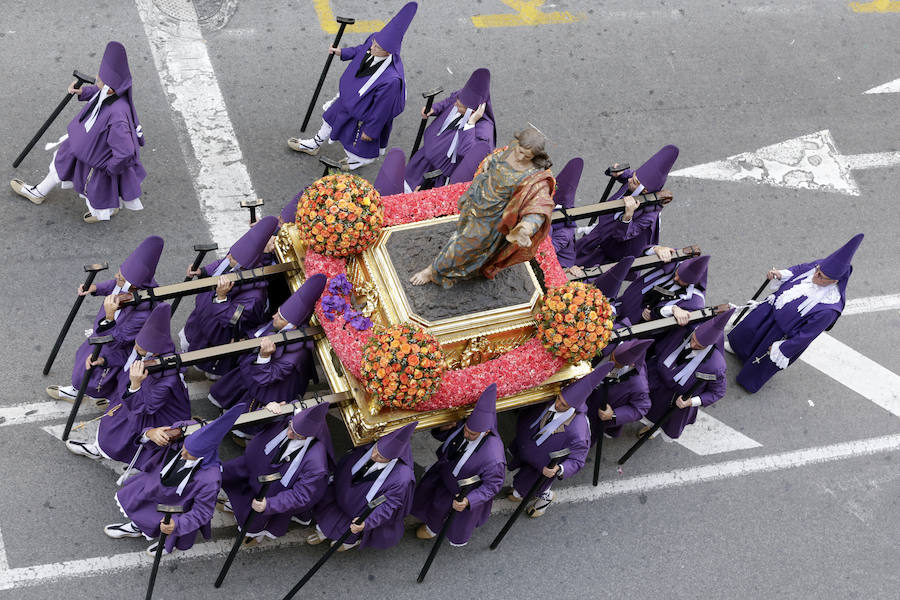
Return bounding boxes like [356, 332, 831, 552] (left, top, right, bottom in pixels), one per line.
[769, 341, 790, 369]
[690, 396, 702, 407]
[660, 305, 674, 318]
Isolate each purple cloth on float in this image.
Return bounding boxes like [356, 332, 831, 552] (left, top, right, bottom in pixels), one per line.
[585, 365, 651, 442]
[508, 401, 590, 496]
[323, 37, 406, 159]
[644, 325, 727, 439]
[182, 257, 268, 375]
[97, 366, 190, 469]
[221, 417, 332, 537]
[405, 92, 495, 190]
[728, 262, 841, 393]
[115, 441, 218, 553]
[411, 426, 505, 545]
[71, 278, 153, 397]
[312, 444, 415, 549]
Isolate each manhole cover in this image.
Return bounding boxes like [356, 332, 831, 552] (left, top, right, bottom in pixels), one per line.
[153, 0, 237, 29]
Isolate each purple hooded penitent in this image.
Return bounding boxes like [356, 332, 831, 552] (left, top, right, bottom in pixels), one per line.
[281, 194, 301, 224]
[609, 144, 679, 202]
[561, 362, 615, 410]
[374, 148, 406, 197]
[119, 235, 163, 289]
[373, 2, 417, 54]
[553, 158, 583, 210]
[292, 402, 333, 457]
[183, 403, 246, 466]
[279, 274, 327, 326]
[377, 421, 417, 464]
[818, 233, 863, 281]
[694, 308, 734, 347]
[590, 256, 635, 300]
[135, 303, 174, 355]
[675, 255, 710, 289]
[466, 383, 498, 434]
[456, 68, 496, 145]
[98, 41, 143, 147]
[611, 338, 654, 369]
[230, 216, 278, 268]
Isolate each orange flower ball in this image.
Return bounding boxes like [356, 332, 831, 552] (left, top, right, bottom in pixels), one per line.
[536, 282, 615, 364]
[296, 174, 384, 257]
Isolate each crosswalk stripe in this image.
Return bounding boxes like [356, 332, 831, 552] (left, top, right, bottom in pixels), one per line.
[672, 410, 762, 455]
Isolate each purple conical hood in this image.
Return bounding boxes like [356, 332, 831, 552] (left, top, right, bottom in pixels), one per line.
[373, 2, 417, 55]
[611, 339, 653, 368]
[135, 303, 174, 355]
[449, 141, 492, 184]
[676, 255, 710, 289]
[99, 41, 132, 93]
[184, 403, 246, 466]
[292, 403, 334, 462]
[279, 274, 326, 326]
[466, 383, 498, 433]
[374, 148, 406, 197]
[376, 421, 417, 464]
[553, 158, 584, 209]
[120, 235, 163, 289]
[561, 362, 615, 410]
[230, 216, 278, 267]
[281, 194, 301, 224]
[818, 233, 863, 281]
[694, 308, 734, 347]
[457, 68, 491, 110]
[590, 256, 634, 300]
[634, 144, 679, 193]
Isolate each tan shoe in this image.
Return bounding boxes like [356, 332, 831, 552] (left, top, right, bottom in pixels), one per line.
[416, 524, 435, 540]
[242, 536, 261, 548]
[506, 491, 522, 503]
[337, 540, 359, 552]
[83, 208, 119, 223]
[46, 385, 78, 403]
[10, 179, 46, 204]
[288, 137, 321, 155]
[305, 531, 326, 545]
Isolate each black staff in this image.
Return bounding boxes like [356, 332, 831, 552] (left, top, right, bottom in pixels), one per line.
[588, 163, 630, 226]
[171, 243, 218, 315]
[419, 169, 443, 191]
[490, 448, 570, 550]
[215, 472, 282, 587]
[618, 371, 717, 465]
[145, 504, 184, 600]
[417, 474, 481, 583]
[281, 495, 387, 600]
[732, 278, 770, 328]
[43, 262, 109, 375]
[240, 198, 264, 224]
[592, 384, 611, 486]
[300, 16, 356, 132]
[61, 335, 113, 441]
[13, 70, 95, 168]
[410, 87, 443, 157]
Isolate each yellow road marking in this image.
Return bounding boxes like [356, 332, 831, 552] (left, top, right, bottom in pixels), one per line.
[313, 0, 385, 34]
[472, 0, 585, 28]
[849, 0, 900, 12]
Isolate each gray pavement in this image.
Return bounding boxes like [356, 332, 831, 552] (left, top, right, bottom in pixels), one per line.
[0, 0, 898, 598]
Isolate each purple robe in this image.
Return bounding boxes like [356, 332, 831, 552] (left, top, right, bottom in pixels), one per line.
[182, 258, 269, 375]
[551, 223, 577, 268]
[115, 441, 218, 552]
[509, 402, 590, 496]
[729, 262, 841, 393]
[312, 444, 415, 549]
[71, 279, 153, 397]
[585, 366, 651, 443]
[411, 426, 505, 545]
[616, 263, 706, 327]
[208, 334, 315, 411]
[222, 418, 331, 537]
[645, 327, 727, 439]
[405, 91, 494, 190]
[54, 85, 146, 211]
[323, 37, 405, 159]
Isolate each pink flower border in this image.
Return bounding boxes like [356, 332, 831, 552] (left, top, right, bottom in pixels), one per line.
[305, 184, 570, 411]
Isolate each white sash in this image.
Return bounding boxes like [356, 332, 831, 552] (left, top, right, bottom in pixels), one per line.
[452, 432, 485, 477]
[211, 258, 232, 277]
[530, 407, 575, 446]
[357, 53, 393, 97]
[351, 451, 398, 502]
[663, 336, 713, 386]
[111, 281, 131, 320]
[83, 87, 109, 133]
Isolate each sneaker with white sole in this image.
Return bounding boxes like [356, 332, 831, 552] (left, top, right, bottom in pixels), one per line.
[306, 531, 326, 545]
[46, 385, 78, 402]
[104, 521, 142, 539]
[287, 136, 324, 155]
[526, 489, 555, 518]
[337, 540, 360, 552]
[66, 439, 103, 460]
[10, 179, 46, 205]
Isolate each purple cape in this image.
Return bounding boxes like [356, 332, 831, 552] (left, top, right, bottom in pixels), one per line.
[585, 365, 651, 442]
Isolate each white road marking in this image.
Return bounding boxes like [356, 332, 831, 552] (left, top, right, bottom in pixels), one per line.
[864, 78, 900, 94]
[134, 0, 255, 250]
[0, 400, 101, 428]
[4, 433, 900, 590]
[843, 293, 900, 316]
[669, 129, 900, 196]
[672, 411, 762, 455]
[799, 333, 900, 418]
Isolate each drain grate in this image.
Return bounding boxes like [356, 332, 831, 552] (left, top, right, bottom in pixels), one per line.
[152, 0, 237, 28]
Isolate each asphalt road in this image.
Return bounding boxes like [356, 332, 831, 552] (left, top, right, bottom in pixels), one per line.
[0, 1, 898, 598]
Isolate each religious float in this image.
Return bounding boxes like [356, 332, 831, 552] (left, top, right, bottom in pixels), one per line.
[273, 173, 616, 445]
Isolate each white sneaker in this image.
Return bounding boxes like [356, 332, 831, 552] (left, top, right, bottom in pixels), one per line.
[10, 179, 46, 205]
[66, 440, 102, 460]
[527, 489, 555, 518]
[104, 521, 142, 539]
[287, 136, 323, 155]
[46, 385, 78, 402]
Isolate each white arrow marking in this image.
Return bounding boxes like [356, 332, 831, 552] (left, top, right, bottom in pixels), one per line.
[669, 129, 900, 196]
[864, 78, 900, 94]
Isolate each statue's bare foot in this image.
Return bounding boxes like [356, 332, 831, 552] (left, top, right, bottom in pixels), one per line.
[410, 266, 434, 286]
